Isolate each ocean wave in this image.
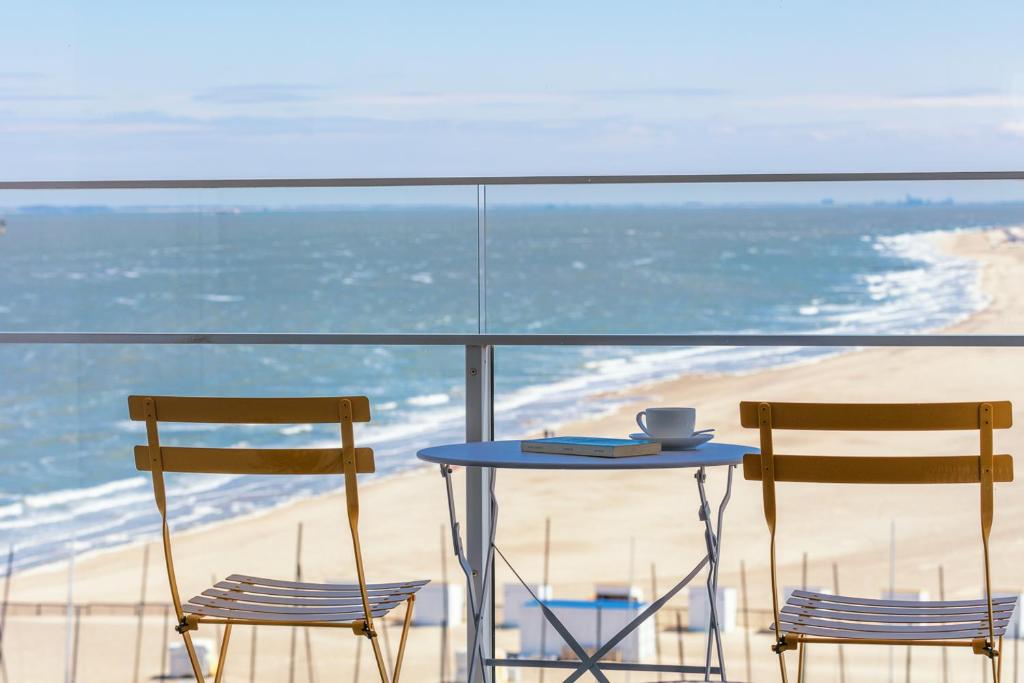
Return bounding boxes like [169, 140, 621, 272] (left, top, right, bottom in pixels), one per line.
[23, 476, 148, 510]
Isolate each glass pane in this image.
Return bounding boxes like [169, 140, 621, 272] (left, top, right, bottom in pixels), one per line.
[0, 343, 466, 572]
[0, 186, 479, 333]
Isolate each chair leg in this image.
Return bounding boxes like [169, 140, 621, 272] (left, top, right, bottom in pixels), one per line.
[998, 636, 1004, 683]
[214, 623, 232, 683]
[796, 642, 806, 683]
[776, 648, 791, 683]
[369, 630, 390, 683]
[392, 597, 416, 683]
[181, 631, 208, 683]
[992, 637, 1003, 683]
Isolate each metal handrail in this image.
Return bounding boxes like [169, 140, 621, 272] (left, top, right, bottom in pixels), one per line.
[0, 332, 1023, 346]
[1, 170, 1023, 190]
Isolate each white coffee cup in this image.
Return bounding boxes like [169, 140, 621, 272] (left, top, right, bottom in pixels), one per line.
[636, 407, 697, 438]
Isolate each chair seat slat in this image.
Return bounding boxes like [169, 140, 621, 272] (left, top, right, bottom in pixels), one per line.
[185, 604, 389, 623]
[784, 599, 1016, 619]
[780, 613, 1007, 635]
[782, 604, 1012, 625]
[188, 595, 401, 616]
[786, 606, 1011, 622]
[791, 589, 1018, 609]
[202, 588, 397, 607]
[226, 574, 428, 591]
[779, 622, 999, 641]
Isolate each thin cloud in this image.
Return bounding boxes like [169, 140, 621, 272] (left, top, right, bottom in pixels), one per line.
[194, 84, 327, 104]
[0, 89, 90, 103]
[576, 86, 729, 98]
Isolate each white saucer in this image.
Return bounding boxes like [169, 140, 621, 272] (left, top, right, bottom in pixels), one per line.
[629, 432, 714, 451]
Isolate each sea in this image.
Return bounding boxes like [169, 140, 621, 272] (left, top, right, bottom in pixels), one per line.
[0, 201, 1021, 572]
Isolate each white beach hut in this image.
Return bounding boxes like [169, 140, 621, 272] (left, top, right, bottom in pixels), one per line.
[688, 586, 738, 633]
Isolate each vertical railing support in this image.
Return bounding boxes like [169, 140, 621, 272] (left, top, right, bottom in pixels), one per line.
[465, 344, 494, 683]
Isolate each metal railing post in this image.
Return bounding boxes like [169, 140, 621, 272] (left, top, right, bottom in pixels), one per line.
[465, 344, 494, 683]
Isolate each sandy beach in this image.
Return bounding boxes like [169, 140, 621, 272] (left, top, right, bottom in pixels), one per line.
[7, 228, 1024, 682]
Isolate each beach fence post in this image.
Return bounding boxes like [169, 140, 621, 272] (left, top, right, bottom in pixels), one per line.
[651, 563, 663, 681]
[289, 523, 300, 683]
[741, 560, 752, 683]
[161, 604, 170, 677]
[64, 538, 75, 683]
[1014, 624, 1019, 683]
[889, 521, 896, 683]
[539, 516, 551, 683]
[249, 627, 257, 683]
[353, 636, 362, 683]
[132, 543, 150, 683]
[938, 566, 948, 683]
[440, 525, 449, 683]
[833, 562, 846, 683]
[0, 545, 14, 683]
[675, 611, 684, 669]
[380, 610, 394, 679]
[70, 606, 82, 683]
[799, 552, 808, 677]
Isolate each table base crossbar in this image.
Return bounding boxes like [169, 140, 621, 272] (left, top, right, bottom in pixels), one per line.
[488, 658, 723, 675]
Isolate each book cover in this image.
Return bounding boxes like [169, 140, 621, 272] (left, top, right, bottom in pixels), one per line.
[521, 436, 661, 458]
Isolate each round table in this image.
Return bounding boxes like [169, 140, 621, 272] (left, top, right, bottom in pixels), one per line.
[416, 439, 753, 683]
[417, 439, 748, 470]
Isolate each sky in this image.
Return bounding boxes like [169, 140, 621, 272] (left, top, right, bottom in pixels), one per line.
[1, 2, 1023, 203]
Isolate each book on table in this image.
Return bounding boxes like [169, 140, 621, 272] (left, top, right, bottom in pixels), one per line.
[521, 436, 661, 458]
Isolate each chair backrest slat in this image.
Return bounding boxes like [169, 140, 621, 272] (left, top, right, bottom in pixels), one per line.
[742, 453, 1014, 485]
[134, 445, 375, 475]
[739, 401, 1012, 431]
[127, 395, 371, 424]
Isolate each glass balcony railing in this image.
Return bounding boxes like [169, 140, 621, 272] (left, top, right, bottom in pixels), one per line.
[2, 171, 1023, 683]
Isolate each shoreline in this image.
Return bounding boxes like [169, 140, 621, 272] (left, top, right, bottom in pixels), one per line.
[11, 225, 1010, 590]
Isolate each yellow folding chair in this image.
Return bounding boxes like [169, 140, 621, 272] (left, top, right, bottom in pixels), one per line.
[129, 395, 426, 683]
[740, 400, 1016, 682]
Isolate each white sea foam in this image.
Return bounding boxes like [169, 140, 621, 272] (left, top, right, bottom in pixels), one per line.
[23, 476, 148, 510]
[199, 294, 244, 303]
[279, 424, 313, 436]
[407, 393, 451, 407]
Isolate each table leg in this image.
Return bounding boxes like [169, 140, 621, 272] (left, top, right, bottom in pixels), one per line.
[696, 464, 735, 682]
[440, 464, 498, 683]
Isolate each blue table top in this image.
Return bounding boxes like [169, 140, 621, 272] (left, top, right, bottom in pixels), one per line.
[416, 439, 753, 470]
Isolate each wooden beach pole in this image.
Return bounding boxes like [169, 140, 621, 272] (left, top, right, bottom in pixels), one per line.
[938, 566, 948, 683]
[799, 552, 808, 676]
[249, 626, 257, 683]
[132, 544, 150, 683]
[64, 539, 75, 683]
[70, 606, 82, 683]
[539, 517, 551, 682]
[440, 525, 449, 683]
[675, 611, 685, 669]
[289, 523, 301, 683]
[740, 560, 752, 683]
[353, 636, 362, 683]
[833, 562, 846, 683]
[650, 563, 662, 681]
[161, 604, 170, 678]
[0, 545, 14, 683]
